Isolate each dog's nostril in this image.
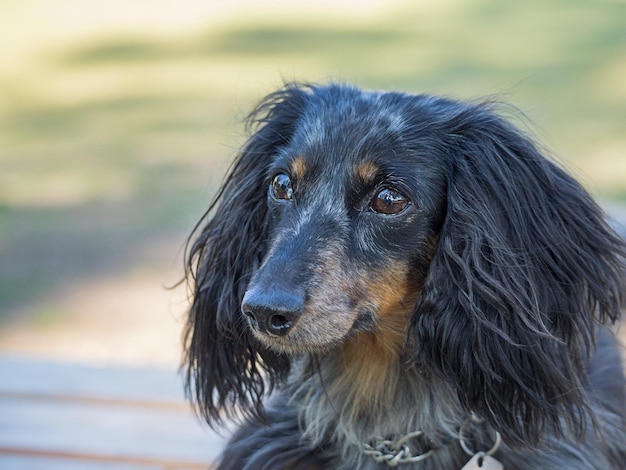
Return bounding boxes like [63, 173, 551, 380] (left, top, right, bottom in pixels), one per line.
[269, 314, 292, 331]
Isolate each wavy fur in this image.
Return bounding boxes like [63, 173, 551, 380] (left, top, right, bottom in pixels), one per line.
[184, 83, 626, 469]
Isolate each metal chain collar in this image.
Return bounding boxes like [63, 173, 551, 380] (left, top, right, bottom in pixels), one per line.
[363, 424, 502, 467]
[363, 431, 434, 467]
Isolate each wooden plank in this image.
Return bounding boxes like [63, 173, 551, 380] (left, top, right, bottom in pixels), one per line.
[0, 355, 227, 469]
[0, 355, 187, 404]
[0, 447, 212, 469]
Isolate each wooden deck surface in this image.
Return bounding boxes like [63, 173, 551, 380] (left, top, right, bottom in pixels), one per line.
[0, 355, 226, 469]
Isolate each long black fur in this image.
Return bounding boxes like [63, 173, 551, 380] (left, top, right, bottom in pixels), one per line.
[184, 83, 626, 469]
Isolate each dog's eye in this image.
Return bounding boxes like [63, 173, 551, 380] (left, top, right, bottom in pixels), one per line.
[371, 188, 409, 215]
[270, 173, 293, 200]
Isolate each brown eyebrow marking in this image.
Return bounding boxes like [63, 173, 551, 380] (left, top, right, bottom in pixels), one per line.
[290, 156, 308, 181]
[354, 161, 380, 185]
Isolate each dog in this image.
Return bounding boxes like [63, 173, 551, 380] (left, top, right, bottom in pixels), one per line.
[183, 83, 626, 469]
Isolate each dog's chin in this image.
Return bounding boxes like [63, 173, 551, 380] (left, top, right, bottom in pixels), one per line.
[249, 323, 359, 356]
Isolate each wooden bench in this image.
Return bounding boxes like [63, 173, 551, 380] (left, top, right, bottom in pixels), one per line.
[0, 355, 225, 469]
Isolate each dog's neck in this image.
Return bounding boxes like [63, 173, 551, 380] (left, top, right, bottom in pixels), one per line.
[290, 327, 465, 459]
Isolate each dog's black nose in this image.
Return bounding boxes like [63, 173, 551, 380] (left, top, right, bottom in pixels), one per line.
[241, 289, 303, 336]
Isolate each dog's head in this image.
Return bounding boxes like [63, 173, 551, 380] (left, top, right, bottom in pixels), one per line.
[239, 87, 448, 357]
[184, 83, 625, 446]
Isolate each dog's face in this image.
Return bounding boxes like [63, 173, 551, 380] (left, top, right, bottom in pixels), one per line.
[185, 83, 625, 445]
[241, 92, 446, 354]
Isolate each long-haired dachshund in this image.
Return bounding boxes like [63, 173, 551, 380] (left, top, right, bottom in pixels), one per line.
[183, 83, 626, 469]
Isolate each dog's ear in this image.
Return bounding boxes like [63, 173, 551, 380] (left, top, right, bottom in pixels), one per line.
[183, 84, 309, 427]
[411, 104, 625, 447]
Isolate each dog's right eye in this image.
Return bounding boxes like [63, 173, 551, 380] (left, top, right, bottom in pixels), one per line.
[370, 187, 409, 215]
[270, 173, 293, 201]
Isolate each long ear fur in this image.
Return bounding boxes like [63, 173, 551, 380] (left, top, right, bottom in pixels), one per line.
[411, 103, 625, 447]
[184, 84, 310, 427]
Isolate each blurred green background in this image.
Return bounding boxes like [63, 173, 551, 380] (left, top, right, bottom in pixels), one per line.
[0, 0, 624, 365]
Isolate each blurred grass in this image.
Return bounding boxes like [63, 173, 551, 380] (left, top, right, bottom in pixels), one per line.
[0, 0, 625, 318]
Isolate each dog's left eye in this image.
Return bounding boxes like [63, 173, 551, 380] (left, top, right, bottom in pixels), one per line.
[371, 188, 409, 215]
[270, 173, 293, 200]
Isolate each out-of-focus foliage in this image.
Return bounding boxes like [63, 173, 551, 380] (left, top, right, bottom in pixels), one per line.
[0, 0, 624, 321]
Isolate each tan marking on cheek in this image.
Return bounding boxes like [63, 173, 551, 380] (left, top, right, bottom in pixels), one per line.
[354, 161, 380, 185]
[350, 260, 420, 356]
[290, 156, 308, 181]
[370, 261, 419, 322]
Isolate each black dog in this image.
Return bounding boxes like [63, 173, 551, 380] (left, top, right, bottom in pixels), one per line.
[184, 83, 626, 469]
